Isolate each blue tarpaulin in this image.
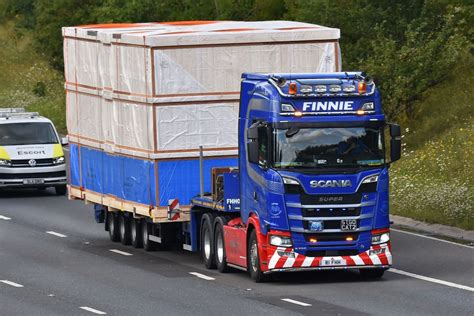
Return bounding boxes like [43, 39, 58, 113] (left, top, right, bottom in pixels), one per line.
[69, 143, 237, 207]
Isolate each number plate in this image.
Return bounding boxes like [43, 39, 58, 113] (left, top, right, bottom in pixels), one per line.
[341, 219, 357, 231]
[321, 258, 347, 266]
[23, 178, 44, 185]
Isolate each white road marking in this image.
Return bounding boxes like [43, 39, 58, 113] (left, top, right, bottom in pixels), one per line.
[0, 280, 24, 288]
[391, 228, 473, 249]
[189, 272, 215, 281]
[389, 268, 474, 292]
[79, 306, 107, 315]
[281, 298, 312, 307]
[0, 215, 12, 220]
[109, 249, 133, 256]
[46, 231, 67, 238]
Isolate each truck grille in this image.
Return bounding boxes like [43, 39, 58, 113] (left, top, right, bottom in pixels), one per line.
[303, 219, 360, 230]
[301, 207, 361, 217]
[305, 249, 359, 257]
[0, 171, 66, 179]
[11, 158, 55, 167]
[305, 232, 360, 242]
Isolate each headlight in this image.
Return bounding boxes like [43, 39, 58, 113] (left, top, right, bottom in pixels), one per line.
[362, 174, 379, 184]
[269, 235, 293, 247]
[282, 176, 299, 185]
[372, 232, 390, 244]
[53, 156, 65, 165]
[0, 159, 11, 167]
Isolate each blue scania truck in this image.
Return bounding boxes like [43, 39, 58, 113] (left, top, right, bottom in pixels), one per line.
[89, 72, 401, 282]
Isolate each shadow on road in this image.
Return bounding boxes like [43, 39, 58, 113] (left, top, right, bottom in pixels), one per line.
[0, 188, 57, 198]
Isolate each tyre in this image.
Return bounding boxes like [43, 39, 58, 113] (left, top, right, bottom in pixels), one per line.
[214, 217, 229, 273]
[108, 212, 120, 242]
[200, 213, 216, 269]
[360, 268, 386, 279]
[55, 185, 67, 196]
[130, 218, 143, 248]
[119, 213, 131, 245]
[248, 229, 266, 283]
[142, 219, 157, 251]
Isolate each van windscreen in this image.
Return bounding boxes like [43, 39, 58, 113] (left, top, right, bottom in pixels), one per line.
[0, 123, 58, 146]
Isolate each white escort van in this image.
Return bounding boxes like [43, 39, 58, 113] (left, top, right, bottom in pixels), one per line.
[0, 108, 67, 195]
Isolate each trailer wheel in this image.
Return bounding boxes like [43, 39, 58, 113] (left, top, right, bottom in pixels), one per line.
[248, 229, 266, 283]
[142, 219, 157, 251]
[360, 268, 386, 279]
[214, 218, 228, 273]
[130, 218, 143, 248]
[200, 213, 216, 269]
[119, 213, 131, 245]
[108, 212, 120, 242]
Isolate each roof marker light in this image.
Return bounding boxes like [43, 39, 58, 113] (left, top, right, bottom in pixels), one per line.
[294, 111, 303, 117]
[358, 81, 367, 94]
[288, 83, 297, 95]
[329, 85, 341, 92]
[356, 109, 365, 116]
[346, 236, 354, 241]
[361, 102, 375, 111]
[314, 85, 326, 93]
[300, 85, 312, 93]
[343, 85, 356, 92]
[281, 103, 296, 112]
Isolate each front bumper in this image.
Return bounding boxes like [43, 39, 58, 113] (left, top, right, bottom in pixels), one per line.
[0, 165, 67, 188]
[264, 243, 391, 274]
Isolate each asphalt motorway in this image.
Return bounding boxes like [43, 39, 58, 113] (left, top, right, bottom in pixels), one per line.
[1, 190, 473, 316]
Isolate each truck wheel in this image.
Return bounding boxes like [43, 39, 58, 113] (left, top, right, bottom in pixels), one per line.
[130, 218, 143, 248]
[142, 219, 157, 251]
[108, 212, 120, 242]
[214, 218, 228, 273]
[119, 213, 131, 245]
[55, 185, 67, 196]
[248, 229, 266, 283]
[360, 268, 386, 279]
[200, 213, 216, 269]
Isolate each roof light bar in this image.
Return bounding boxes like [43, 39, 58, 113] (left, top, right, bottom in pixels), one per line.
[0, 112, 39, 119]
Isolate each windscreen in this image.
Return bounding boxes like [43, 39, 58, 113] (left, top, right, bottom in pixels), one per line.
[0, 123, 58, 146]
[274, 126, 384, 169]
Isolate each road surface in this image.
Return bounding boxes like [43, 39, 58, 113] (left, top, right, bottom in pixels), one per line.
[1, 188, 473, 315]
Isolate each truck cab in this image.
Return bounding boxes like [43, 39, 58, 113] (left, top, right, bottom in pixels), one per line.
[192, 72, 401, 282]
[0, 108, 68, 195]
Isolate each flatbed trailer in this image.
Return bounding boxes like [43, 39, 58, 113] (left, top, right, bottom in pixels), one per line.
[65, 21, 401, 282]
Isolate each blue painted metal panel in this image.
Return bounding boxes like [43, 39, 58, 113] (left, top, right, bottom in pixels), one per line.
[223, 172, 240, 212]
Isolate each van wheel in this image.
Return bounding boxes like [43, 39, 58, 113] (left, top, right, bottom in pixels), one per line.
[131, 218, 143, 248]
[119, 213, 131, 245]
[108, 212, 120, 242]
[55, 185, 67, 196]
[142, 220, 157, 251]
[248, 229, 266, 283]
[200, 213, 216, 269]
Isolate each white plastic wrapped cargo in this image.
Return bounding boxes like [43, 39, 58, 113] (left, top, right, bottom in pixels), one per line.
[63, 21, 341, 159]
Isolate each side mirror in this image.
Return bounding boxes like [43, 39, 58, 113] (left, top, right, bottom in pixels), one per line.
[247, 126, 259, 164]
[248, 140, 259, 164]
[61, 137, 69, 146]
[388, 123, 401, 162]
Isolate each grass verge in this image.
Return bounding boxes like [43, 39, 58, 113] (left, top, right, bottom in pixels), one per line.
[390, 55, 473, 230]
[0, 21, 65, 132]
